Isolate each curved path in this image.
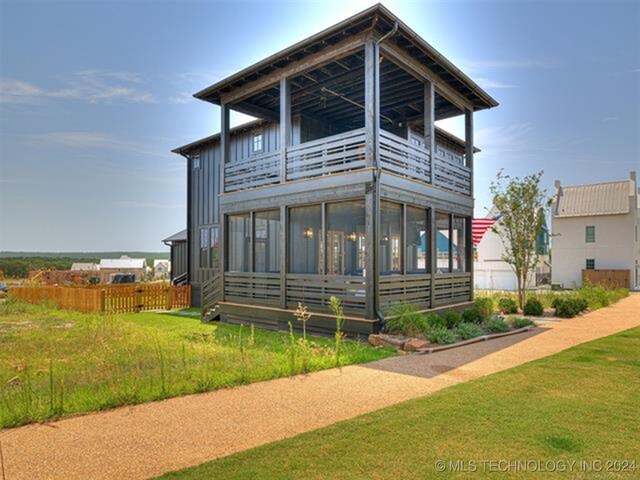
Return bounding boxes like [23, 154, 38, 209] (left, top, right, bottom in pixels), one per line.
[1, 294, 638, 480]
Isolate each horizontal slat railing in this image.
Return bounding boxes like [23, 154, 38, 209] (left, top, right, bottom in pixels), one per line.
[433, 151, 471, 196]
[286, 128, 366, 181]
[379, 130, 431, 183]
[285, 274, 366, 314]
[379, 274, 431, 312]
[225, 150, 281, 192]
[224, 272, 281, 306]
[433, 272, 472, 306]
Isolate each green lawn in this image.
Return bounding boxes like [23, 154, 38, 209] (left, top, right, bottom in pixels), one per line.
[0, 300, 394, 428]
[160, 328, 640, 480]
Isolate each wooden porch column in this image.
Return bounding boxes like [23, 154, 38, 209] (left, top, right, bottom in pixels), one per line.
[364, 38, 377, 168]
[279, 205, 287, 308]
[364, 37, 379, 320]
[424, 81, 435, 183]
[465, 108, 474, 301]
[219, 103, 230, 303]
[429, 207, 436, 308]
[465, 108, 474, 197]
[280, 77, 291, 183]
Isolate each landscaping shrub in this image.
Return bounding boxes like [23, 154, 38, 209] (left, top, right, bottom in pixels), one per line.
[484, 315, 510, 333]
[456, 322, 485, 340]
[427, 325, 459, 345]
[509, 316, 534, 329]
[553, 296, 588, 318]
[385, 303, 427, 337]
[425, 313, 447, 329]
[441, 310, 463, 329]
[498, 297, 518, 314]
[461, 307, 483, 324]
[523, 298, 544, 316]
[474, 297, 494, 319]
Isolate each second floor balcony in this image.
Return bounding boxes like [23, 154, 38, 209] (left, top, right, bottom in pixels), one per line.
[224, 125, 473, 196]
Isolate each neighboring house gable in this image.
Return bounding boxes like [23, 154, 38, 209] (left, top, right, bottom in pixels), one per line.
[551, 172, 639, 289]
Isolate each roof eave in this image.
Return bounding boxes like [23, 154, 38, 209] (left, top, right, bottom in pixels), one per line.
[192, 4, 498, 111]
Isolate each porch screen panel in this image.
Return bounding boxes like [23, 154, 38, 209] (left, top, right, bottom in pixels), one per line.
[227, 214, 250, 272]
[289, 205, 322, 274]
[452, 215, 467, 272]
[406, 206, 428, 274]
[380, 201, 402, 275]
[436, 212, 451, 273]
[326, 200, 366, 276]
[254, 210, 280, 273]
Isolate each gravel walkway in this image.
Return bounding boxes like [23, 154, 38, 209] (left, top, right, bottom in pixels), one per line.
[1, 293, 638, 480]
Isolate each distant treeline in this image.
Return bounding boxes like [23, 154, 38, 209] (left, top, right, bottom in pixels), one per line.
[0, 252, 170, 279]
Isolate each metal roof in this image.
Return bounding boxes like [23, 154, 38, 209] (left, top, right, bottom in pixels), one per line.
[162, 229, 187, 242]
[554, 180, 633, 217]
[70, 262, 99, 271]
[99, 257, 146, 269]
[193, 4, 498, 111]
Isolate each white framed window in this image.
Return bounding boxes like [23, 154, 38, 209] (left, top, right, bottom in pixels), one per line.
[585, 225, 595, 243]
[252, 131, 263, 153]
[199, 228, 209, 268]
[192, 153, 201, 170]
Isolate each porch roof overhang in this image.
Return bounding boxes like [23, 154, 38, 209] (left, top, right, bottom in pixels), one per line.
[192, 4, 498, 112]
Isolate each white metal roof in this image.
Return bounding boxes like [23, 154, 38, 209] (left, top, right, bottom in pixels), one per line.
[554, 180, 632, 217]
[99, 257, 146, 269]
[70, 262, 99, 271]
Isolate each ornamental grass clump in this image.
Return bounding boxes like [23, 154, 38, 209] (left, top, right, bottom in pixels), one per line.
[385, 303, 427, 337]
[474, 297, 495, 320]
[329, 296, 345, 367]
[441, 310, 462, 329]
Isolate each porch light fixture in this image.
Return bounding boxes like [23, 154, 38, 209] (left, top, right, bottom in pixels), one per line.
[303, 227, 314, 239]
[347, 232, 357, 242]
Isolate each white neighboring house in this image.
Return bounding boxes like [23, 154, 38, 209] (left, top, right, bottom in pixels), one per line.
[98, 256, 147, 283]
[551, 172, 640, 290]
[70, 262, 99, 272]
[153, 259, 171, 280]
[473, 209, 551, 291]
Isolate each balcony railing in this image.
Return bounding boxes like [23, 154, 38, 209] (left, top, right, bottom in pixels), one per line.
[223, 128, 471, 196]
[286, 128, 366, 181]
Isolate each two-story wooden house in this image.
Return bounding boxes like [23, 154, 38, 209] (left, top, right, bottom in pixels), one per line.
[173, 4, 498, 335]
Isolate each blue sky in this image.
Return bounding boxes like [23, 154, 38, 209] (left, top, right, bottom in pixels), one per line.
[1, 0, 638, 251]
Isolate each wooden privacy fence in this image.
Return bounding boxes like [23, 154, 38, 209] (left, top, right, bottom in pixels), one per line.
[9, 284, 191, 313]
[582, 269, 630, 289]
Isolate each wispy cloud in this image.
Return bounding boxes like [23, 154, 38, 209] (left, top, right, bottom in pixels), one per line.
[0, 70, 155, 104]
[113, 200, 183, 209]
[602, 116, 618, 122]
[460, 59, 555, 73]
[28, 131, 170, 159]
[475, 78, 516, 89]
[475, 123, 534, 155]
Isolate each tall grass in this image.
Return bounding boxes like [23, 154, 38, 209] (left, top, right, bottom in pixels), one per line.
[0, 301, 394, 429]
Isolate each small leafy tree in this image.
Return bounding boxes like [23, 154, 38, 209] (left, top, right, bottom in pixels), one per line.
[490, 170, 550, 309]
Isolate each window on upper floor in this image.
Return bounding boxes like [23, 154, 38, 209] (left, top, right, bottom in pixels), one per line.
[252, 131, 263, 154]
[585, 225, 596, 243]
[586, 258, 595, 270]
